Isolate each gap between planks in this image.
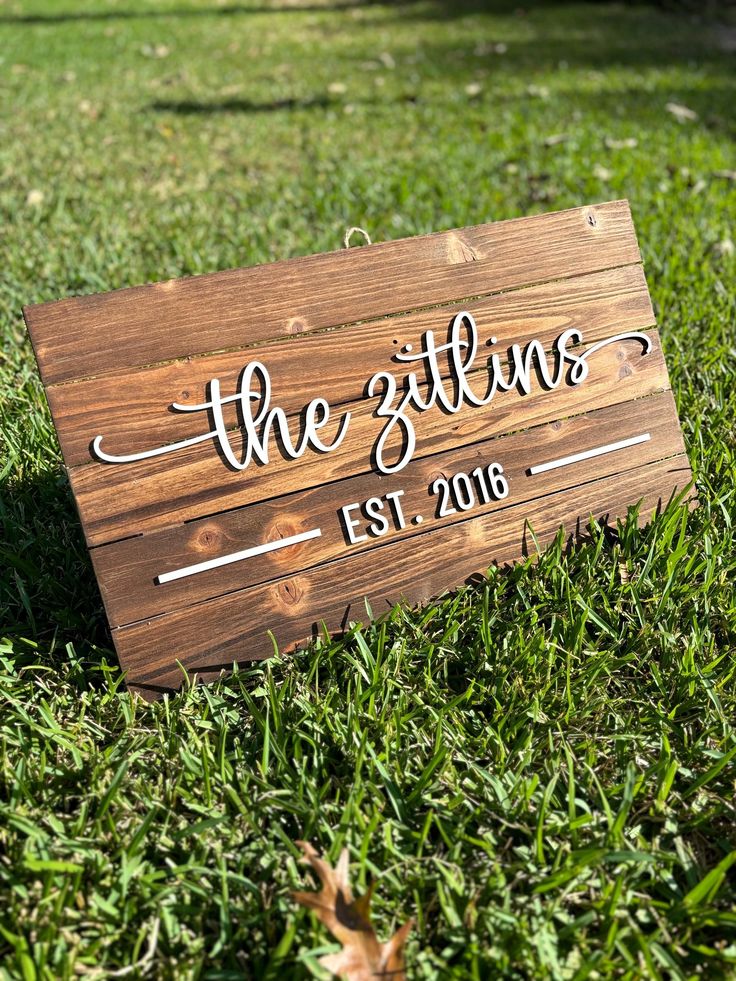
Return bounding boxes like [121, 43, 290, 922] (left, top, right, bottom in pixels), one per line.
[25, 201, 640, 386]
[117, 456, 695, 694]
[40, 259, 648, 391]
[92, 390, 685, 627]
[72, 330, 669, 548]
[51, 263, 656, 470]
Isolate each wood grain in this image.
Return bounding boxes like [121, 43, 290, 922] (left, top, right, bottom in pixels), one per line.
[47, 264, 654, 469]
[114, 455, 694, 697]
[22, 201, 694, 700]
[93, 389, 684, 627]
[71, 329, 666, 546]
[25, 201, 640, 386]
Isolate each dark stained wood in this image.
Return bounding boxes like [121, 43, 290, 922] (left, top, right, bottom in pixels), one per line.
[22, 201, 694, 699]
[70, 329, 667, 546]
[114, 455, 695, 697]
[93, 389, 684, 627]
[25, 201, 640, 386]
[47, 264, 654, 469]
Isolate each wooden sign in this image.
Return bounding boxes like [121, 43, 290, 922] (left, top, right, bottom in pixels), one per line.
[24, 201, 693, 698]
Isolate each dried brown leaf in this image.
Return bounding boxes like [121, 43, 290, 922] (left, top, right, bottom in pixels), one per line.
[141, 43, 170, 59]
[665, 101, 698, 122]
[593, 164, 613, 182]
[543, 133, 569, 147]
[292, 841, 412, 980]
[712, 238, 734, 259]
[604, 137, 638, 150]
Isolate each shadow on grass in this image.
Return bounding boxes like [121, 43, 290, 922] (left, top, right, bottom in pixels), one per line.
[150, 95, 334, 114]
[0, 0, 388, 25]
[0, 468, 114, 680]
[149, 92, 425, 114]
[137, 2, 733, 131]
[0, 0, 725, 27]
[149, 80, 734, 146]
[0, 0, 575, 27]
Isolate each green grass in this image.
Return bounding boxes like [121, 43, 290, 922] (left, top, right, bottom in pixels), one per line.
[1, 0, 736, 977]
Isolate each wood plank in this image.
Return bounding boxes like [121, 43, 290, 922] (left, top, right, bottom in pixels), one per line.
[71, 328, 667, 546]
[47, 264, 654, 469]
[22, 201, 694, 703]
[114, 455, 694, 697]
[24, 201, 640, 386]
[93, 389, 684, 627]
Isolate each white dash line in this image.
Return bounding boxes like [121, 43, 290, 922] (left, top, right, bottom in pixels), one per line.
[527, 432, 651, 476]
[156, 527, 323, 584]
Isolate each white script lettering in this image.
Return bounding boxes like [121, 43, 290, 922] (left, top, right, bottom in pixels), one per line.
[366, 312, 652, 474]
[92, 361, 351, 468]
[91, 314, 651, 477]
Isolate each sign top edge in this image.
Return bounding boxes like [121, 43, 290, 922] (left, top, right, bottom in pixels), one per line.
[23, 200, 632, 319]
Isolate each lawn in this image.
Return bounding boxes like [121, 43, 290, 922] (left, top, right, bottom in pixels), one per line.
[1, 0, 736, 977]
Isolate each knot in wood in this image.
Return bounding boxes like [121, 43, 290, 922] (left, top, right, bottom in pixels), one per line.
[266, 520, 302, 552]
[193, 525, 221, 552]
[276, 578, 303, 608]
[446, 233, 479, 264]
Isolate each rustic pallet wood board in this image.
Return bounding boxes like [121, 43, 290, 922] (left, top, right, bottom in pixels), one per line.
[24, 200, 694, 698]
